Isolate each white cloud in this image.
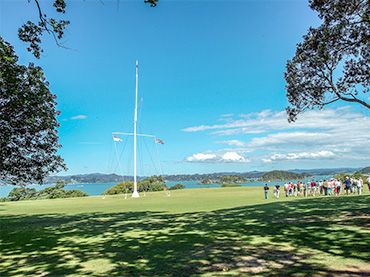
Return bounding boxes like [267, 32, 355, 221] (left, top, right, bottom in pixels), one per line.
[183, 107, 370, 166]
[183, 108, 370, 137]
[186, 151, 249, 163]
[220, 113, 234, 117]
[216, 140, 246, 147]
[186, 153, 217, 162]
[221, 152, 246, 162]
[70, 115, 88, 120]
[263, 151, 335, 163]
[248, 132, 331, 148]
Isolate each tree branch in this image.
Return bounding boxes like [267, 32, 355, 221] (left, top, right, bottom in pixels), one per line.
[322, 97, 340, 106]
[33, 0, 69, 50]
[324, 62, 370, 109]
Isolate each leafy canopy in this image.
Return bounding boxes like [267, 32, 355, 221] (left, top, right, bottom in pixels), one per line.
[285, 0, 369, 121]
[0, 38, 66, 185]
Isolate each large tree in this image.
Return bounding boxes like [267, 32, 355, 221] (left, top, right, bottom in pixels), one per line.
[285, 0, 369, 121]
[1, 0, 157, 185]
[0, 38, 66, 185]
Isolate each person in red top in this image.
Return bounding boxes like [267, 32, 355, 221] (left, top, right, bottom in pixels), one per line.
[310, 180, 316, 196]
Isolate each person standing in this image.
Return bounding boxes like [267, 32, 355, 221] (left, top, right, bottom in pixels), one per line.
[335, 179, 342, 196]
[284, 183, 289, 197]
[264, 184, 269, 200]
[311, 180, 317, 196]
[358, 178, 363, 195]
[344, 177, 351, 195]
[303, 182, 308, 197]
[274, 184, 280, 198]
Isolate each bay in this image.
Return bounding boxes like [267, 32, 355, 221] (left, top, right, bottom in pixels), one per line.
[0, 175, 331, 198]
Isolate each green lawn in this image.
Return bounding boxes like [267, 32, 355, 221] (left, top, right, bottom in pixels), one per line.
[1, 187, 369, 276]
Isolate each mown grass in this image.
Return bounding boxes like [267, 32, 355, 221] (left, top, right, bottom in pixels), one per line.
[0, 187, 369, 276]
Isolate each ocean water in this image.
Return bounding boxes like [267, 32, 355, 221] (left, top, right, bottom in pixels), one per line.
[0, 176, 331, 198]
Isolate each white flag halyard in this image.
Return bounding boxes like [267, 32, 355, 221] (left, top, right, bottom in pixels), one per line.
[112, 136, 123, 142]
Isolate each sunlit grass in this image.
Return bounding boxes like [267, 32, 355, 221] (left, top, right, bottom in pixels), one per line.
[1, 187, 369, 276]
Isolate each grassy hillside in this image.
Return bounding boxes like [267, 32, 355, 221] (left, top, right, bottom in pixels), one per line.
[1, 187, 369, 276]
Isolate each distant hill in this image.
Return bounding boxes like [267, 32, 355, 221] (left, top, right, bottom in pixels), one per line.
[356, 166, 370, 174]
[259, 170, 309, 182]
[289, 167, 360, 175]
[45, 173, 133, 184]
[45, 167, 361, 184]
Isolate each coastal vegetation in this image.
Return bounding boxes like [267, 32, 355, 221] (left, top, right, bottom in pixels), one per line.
[259, 170, 308, 182]
[1, 187, 369, 276]
[200, 175, 246, 186]
[0, 183, 87, 202]
[221, 183, 242, 188]
[104, 176, 166, 195]
[169, 183, 185, 190]
[219, 175, 246, 184]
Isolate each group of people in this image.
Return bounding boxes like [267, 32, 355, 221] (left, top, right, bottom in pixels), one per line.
[263, 176, 369, 199]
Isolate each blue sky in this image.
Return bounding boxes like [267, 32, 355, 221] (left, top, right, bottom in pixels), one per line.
[1, 0, 369, 175]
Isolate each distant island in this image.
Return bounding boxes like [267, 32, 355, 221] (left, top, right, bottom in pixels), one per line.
[219, 175, 246, 184]
[200, 175, 247, 185]
[45, 167, 366, 184]
[259, 170, 309, 182]
[200, 179, 214, 184]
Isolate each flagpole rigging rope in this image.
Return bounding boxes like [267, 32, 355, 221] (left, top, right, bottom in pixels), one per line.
[113, 140, 125, 184]
[154, 139, 163, 176]
[142, 132, 159, 174]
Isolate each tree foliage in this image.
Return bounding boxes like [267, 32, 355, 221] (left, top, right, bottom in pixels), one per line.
[285, 0, 369, 121]
[104, 176, 166, 195]
[259, 170, 308, 182]
[4, 183, 87, 202]
[0, 38, 66, 185]
[219, 175, 246, 184]
[19, 0, 158, 58]
[18, 0, 70, 58]
[169, 183, 185, 190]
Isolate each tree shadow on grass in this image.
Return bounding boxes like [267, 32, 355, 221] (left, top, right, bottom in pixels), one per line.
[0, 196, 369, 276]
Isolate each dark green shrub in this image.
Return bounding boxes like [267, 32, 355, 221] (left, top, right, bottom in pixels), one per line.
[104, 182, 133, 195]
[6, 183, 87, 201]
[104, 177, 167, 195]
[221, 183, 241, 188]
[65, 190, 88, 198]
[169, 184, 185, 190]
[8, 187, 37, 201]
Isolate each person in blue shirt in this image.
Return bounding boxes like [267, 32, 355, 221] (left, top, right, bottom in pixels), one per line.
[344, 177, 351, 195]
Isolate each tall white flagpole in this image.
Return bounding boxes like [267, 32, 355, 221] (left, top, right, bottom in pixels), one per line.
[132, 60, 140, 198]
